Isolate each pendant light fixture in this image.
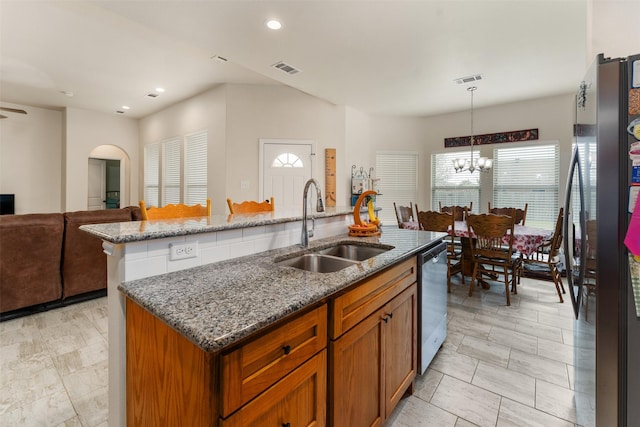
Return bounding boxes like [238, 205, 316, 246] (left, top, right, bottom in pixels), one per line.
[453, 86, 492, 173]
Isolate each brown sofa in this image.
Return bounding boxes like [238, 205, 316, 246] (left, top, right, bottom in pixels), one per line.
[0, 206, 140, 319]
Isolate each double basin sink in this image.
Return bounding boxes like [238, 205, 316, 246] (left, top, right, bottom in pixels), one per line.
[276, 243, 394, 273]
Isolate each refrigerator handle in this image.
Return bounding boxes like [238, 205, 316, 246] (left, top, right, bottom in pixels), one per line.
[563, 145, 588, 319]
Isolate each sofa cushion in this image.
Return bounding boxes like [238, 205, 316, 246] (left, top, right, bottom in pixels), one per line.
[0, 213, 64, 313]
[62, 208, 134, 298]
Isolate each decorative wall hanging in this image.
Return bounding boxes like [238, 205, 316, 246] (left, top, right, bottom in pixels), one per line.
[444, 128, 538, 148]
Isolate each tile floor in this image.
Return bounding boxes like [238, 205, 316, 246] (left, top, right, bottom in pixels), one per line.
[0, 275, 595, 427]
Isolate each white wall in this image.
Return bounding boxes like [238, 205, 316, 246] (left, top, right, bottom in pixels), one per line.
[359, 93, 575, 211]
[225, 84, 346, 208]
[0, 103, 63, 213]
[138, 85, 227, 214]
[65, 107, 139, 211]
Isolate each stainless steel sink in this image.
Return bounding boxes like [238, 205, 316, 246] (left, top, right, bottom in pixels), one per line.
[317, 244, 391, 261]
[276, 253, 359, 273]
[276, 243, 393, 273]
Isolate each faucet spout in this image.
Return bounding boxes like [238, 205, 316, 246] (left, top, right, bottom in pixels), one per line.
[301, 178, 325, 247]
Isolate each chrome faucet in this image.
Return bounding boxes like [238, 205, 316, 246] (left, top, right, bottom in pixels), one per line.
[301, 178, 325, 247]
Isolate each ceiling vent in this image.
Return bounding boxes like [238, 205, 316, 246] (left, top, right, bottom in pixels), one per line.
[272, 61, 301, 75]
[454, 74, 483, 85]
[146, 93, 159, 98]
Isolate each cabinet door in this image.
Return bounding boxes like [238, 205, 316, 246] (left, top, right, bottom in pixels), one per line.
[330, 310, 384, 427]
[221, 350, 326, 427]
[383, 283, 417, 418]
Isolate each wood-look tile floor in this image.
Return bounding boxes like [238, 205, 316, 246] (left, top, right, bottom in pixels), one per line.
[0, 276, 595, 427]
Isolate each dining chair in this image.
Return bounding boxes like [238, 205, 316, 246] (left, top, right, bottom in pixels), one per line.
[439, 202, 472, 221]
[488, 202, 528, 225]
[522, 207, 565, 302]
[139, 199, 211, 220]
[466, 212, 522, 306]
[416, 209, 464, 292]
[393, 202, 415, 227]
[227, 197, 274, 214]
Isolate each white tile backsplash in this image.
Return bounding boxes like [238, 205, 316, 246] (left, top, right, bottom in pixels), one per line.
[120, 214, 354, 281]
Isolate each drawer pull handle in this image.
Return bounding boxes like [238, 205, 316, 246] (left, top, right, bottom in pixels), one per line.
[283, 423, 291, 427]
[282, 345, 291, 355]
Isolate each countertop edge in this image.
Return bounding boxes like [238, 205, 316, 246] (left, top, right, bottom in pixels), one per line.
[119, 230, 446, 353]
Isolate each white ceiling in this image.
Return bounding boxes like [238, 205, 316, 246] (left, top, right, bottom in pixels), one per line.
[1, 1, 638, 120]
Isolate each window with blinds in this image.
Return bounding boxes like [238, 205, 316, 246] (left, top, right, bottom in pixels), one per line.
[162, 138, 182, 205]
[185, 131, 208, 205]
[431, 151, 480, 212]
[144, 143, 160, 207]
[493, 143, 559, 228]
[375, 152, 418, 225]
[143, 131, 208, 208]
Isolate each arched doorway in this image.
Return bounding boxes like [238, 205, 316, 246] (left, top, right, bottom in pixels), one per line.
[88, 145, 130, 210]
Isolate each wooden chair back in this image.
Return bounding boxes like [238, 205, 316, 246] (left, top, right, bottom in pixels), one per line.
[417, 209, 456, 251]
[548, 207, 564, 259]
[393, 202, 414, 226]
[488, 202, 528, 225]
[440, 202, 472, 221]
[466, 213, 515, 261]
[139, 199, 211, 220]
[227, 197, 274, 214]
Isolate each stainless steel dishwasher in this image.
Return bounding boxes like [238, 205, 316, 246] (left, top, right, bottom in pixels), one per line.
[417, 240, 448, 374]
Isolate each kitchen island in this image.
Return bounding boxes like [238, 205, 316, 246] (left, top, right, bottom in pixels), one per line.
[82, 208, 445, 426]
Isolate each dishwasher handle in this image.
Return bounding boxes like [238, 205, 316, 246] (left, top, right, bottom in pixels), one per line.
[420, 241, 448, 264]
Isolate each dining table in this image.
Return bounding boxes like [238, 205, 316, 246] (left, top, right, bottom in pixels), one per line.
[400, 219, 553, 277]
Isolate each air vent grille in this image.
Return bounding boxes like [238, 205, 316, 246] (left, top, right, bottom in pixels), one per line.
[146, 93, 159, 98]
[454, 74, 483, 84]
[272, 61, 301, 75]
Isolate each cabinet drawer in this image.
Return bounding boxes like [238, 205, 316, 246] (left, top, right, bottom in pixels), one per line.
[330, 257, 416, 339]
[221, 350, 327, 427]
[221, 304, 327, 417]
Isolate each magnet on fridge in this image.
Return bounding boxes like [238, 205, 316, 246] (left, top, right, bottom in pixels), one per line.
[630, 186, 640, 213]
[630, 89, 640, 114]
[629, 118, 640, 140]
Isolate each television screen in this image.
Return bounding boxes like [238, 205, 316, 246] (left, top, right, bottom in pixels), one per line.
[0, 194, 15, 215]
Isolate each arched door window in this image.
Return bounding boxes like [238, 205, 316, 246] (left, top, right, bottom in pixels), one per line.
[272, 153, 304, 168]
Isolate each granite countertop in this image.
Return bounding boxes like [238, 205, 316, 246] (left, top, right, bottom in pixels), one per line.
[81, 206, 358, 244]
[119, 227, 446, 353]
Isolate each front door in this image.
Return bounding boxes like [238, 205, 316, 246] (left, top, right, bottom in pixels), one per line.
[260, 140, 314, 212]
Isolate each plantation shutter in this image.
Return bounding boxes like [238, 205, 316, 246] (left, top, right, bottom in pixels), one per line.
[162, 138, 181, 206]
[144, 143, 160, 208]
[431, 151, 480, 212]
[375, 152, 418, 225]
[185, 131, 208, 205]
[493, 143, 559, 228]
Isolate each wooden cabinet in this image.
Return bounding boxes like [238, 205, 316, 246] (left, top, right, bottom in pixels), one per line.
[125, 256, 418, 427]
[126, 299, 327, 427]
[329, 258, 418, 427]
[220, 305, 327, 417]
[221, 350, 326, 427]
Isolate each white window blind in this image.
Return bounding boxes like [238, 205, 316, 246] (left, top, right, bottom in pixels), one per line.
[144, 143, 160, 208]
[431, 151, 480, 212]
[493, 144, 559, 228]
[162, 138, 182, 206]
[375, 152, 418, 225]
[185, 131, 208, 205]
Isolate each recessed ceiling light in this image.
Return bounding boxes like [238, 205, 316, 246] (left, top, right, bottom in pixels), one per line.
[155, 87, 165, 93]
[266, 19, 282, 30]
[122, 105, 130, 110]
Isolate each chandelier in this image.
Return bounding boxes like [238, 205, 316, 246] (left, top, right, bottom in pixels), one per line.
[453, 86, 492, 173]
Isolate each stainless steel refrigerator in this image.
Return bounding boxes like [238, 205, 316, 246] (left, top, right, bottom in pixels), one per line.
[566, 53, 640, 427]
